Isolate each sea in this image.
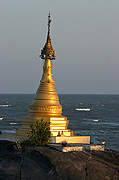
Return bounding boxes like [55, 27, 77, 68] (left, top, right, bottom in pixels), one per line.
[0, 94, 119, 151]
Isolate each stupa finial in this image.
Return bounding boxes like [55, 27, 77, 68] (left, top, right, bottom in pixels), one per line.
[40, 13, 56, 60]
[48, 12, 51, 35]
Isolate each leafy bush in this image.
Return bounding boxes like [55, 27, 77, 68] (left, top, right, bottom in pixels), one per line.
[14, 141, 22, 152]
[27, 119, 51, 146]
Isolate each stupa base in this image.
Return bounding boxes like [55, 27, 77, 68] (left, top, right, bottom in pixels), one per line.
[51, 136, 90, 144]
[16, 114, 73, 139]
[16, 114, 90, 144]
[14, 135, 90, 144]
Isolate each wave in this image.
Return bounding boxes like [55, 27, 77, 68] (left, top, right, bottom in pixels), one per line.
[9, 123, 18, 125]
[0, 105, 12, 107]
[76, 108, 91, 111]
[93, 120, 99, 122]
[0, 118, 3, 120]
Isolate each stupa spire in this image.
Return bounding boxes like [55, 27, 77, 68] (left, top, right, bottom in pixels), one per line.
[48, 12, 51, 36]
[40, 13, 55, 60]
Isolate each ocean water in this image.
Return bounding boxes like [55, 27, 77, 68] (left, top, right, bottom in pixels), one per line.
[0, 94, 119, 151]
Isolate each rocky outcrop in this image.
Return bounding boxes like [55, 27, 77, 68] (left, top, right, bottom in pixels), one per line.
[0, 140, 119, 180]
[0, 141, 58, 180]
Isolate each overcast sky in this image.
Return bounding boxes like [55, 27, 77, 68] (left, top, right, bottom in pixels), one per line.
[0, 0, 119, 94]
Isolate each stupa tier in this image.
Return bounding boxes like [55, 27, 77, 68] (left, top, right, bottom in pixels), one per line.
[16, 13, 90, 144]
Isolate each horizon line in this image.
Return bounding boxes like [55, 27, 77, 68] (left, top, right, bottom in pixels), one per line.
[0, 93, 119, 95]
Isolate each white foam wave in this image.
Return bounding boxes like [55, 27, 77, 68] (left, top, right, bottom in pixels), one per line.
[10, 123, 18, 125]
[0, 105, 12, 107]
[93, 120, 99, 122]
[76, 108, 91, 111]
[0, 118, 3, 120]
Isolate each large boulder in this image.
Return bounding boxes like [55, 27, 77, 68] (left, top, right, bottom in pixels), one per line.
[0, 140, 119, 180]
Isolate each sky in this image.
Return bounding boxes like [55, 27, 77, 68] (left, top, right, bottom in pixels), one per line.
[0, 0, 119, 94]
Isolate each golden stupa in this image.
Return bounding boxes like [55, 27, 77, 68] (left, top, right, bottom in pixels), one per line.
[16, 13, 90, 144]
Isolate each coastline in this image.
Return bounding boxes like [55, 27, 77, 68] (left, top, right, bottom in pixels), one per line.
[0, 140, 119, 180]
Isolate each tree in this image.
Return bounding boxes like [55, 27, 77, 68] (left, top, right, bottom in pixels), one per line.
[27, 119, 51, 146]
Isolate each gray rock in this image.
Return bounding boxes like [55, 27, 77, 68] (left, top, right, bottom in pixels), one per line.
[0, 140, 119, 180]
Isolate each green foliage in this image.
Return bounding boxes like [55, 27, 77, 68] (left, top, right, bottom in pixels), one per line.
[27, 119, 51, 146]
[14, 141, 22, 152]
